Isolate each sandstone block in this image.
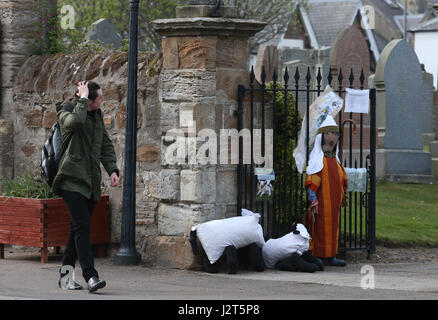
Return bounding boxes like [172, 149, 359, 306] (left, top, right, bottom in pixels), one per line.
[143, 235, 202, 270]
[160, 103, 179, 134]
[160, 70, 216, 103]
[158, 203, 215, 236]
[178, 37, 216, 71]
[162, 37, 179, 69]
[137, 144, 160, 162]
[216, 69, 249, 101]
[85, 55, 103, 80]
[143, 169, 180, 201]
[42, 110, 57, 128]
[17, 55, 46, 92]
[216, 167, 237, 204]
[35, 57, 57, 94]
[21, 143, 35, 157]
[103, 115, 113, 127]
[135, 201, 158, 226]
[115, 103, 142, 129]
[0, 119, 14, 135]
[104, 86, 121, 102]
[48, 55, 72, 90]
[24, 107, 42, 128]
[116, 104, 126, 128]
[216, 37, 248, 69]
[180, 169, 216, 203]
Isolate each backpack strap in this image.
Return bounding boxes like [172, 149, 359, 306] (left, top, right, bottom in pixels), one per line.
[57, 103, 74, 162]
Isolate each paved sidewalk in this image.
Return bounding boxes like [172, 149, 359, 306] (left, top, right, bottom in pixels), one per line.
[1, 248, 438, 300]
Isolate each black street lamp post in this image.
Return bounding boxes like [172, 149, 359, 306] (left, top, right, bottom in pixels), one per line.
[114, 0, 141, 265]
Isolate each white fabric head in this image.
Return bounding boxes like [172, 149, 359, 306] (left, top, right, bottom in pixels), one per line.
[306, 116, 341, 175]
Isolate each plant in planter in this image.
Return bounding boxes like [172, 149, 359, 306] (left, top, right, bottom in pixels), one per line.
[0, 175, 110, 263]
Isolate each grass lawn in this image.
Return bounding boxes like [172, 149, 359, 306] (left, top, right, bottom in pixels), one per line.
[376, 181, 438, 246]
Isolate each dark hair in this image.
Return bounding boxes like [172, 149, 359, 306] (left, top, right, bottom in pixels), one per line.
[75, 81, 101, 101]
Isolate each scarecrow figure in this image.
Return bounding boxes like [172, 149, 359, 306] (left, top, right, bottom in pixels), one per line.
[305, 115, 348, 267]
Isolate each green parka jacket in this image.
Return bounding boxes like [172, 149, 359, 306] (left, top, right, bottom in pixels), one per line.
[51, 97, 119, 202]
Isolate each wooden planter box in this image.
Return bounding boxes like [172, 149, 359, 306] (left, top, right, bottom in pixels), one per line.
[0, 195, 110, 263]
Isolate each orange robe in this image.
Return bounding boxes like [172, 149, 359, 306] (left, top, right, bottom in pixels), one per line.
[305, 157, 348, 258]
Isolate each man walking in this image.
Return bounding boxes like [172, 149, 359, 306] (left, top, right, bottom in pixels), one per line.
[52, 81, 120, 292]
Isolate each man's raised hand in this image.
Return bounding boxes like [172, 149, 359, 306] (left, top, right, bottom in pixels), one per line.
[77, 81, 89, 99]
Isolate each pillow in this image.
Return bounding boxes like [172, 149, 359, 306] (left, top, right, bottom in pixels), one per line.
[192, 209, 265, 264]
[262, 224, 310, 269]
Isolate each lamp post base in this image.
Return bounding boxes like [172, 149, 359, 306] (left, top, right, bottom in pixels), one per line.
[114, 247, 141, 265]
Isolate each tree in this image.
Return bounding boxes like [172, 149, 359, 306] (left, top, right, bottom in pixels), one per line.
[227, 0, 302, 54]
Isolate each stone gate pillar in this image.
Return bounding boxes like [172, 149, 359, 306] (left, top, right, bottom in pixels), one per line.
[149, 2, 265, 268]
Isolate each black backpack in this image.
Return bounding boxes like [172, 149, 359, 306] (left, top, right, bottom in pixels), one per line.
[41, 104, 72, 187]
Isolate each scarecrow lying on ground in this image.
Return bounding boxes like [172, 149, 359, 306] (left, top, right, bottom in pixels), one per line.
[189, 210, 265, 274]
[305, 115, 348, 267]
[262, 223, 324, 273]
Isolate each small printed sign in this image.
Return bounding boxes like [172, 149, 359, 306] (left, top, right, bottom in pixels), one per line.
[255, 168, 275, 201]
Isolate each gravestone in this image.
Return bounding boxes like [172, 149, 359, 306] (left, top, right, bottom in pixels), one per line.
[431, 88, 438, 180]
[283, 60, 315, 116]
[329, 26, 370, 89]
[254, 45, 279, 84]
[329, 26, 372, 166]
[279, 47, 331, 89]
[374, 39, 433, 183]
[421, 69, 434, 147]
[85, 18, 122, 50]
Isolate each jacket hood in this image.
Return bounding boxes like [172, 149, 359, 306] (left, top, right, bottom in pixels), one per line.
[55, 97, 79, 112]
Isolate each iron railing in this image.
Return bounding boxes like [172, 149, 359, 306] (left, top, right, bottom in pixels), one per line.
[237, 65, 376, 254]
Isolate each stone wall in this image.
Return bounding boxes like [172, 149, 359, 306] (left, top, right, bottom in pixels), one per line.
[0, 0, 41, 189]
[10, 50, 163, 251]
[0, 0, 40, 117]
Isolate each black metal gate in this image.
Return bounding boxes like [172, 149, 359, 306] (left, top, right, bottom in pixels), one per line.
[237, 66, 376, 254]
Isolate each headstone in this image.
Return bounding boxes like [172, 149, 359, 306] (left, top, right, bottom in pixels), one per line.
[375, 39, 433, 182]
[421, 69, 434, 146]
[329, 26, 370, 89]
[328, 25, 372, 166]
[278, 47, 331, 119]
[85, 18, 122, 50]
[254, 45, 279, 84]
[278, 47, 331, 90]
[282, 60, 314, 116]
[431, 89, 438, 180]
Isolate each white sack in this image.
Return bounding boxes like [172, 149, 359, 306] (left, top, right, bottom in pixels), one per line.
[262, 224, 311, 269]
[192, 209, 265, 264]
